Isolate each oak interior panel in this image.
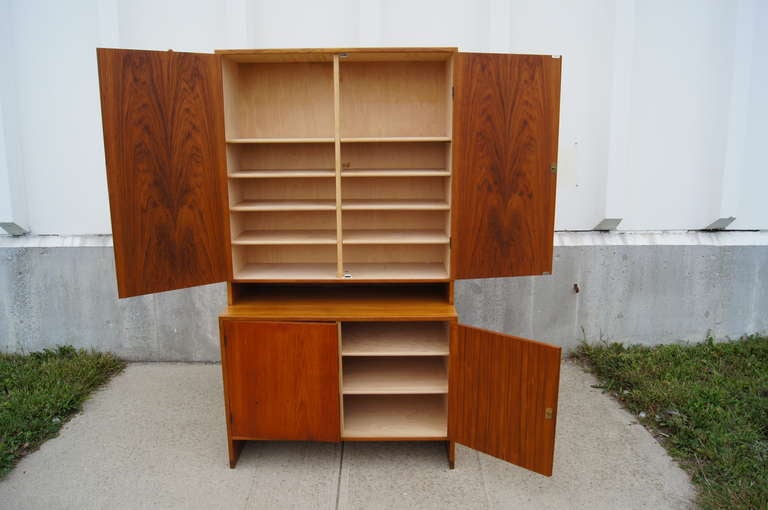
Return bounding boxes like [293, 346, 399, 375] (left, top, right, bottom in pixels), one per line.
[343, 395, 447, 439]
[342, 177, 448, 200]
[221, 320, 340, 441]
[342, 356, 448, 394]
[340, 142, 447, 173]
[342, 210, 447, 231]
[342, 322, 449, 356]
[233, 245, 337, 280]
[222, 60, 334, 139]
[227, 143, 335, 176]
[340, 61, 449, 138]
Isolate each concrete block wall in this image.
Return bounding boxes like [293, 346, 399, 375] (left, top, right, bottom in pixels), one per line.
[1, 232, 765, 361]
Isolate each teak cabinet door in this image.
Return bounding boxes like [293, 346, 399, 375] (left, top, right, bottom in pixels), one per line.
[97, 48, 230, 298]
[221, 320, 341, 442]
[452, 53, 561, 279]
[449, 324, 561, 476]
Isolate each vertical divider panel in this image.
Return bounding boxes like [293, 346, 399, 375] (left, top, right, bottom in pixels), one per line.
[334, 55, 343, 277]
[444, 55, 454, 277]
[338, 321, 344, 434]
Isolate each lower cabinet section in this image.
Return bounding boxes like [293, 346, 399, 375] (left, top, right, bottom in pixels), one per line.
[219, 315, 562, 476]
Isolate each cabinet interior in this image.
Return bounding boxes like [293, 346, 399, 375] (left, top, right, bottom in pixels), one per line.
[340, 321, 449, 439]
[222, 53, 453, 283]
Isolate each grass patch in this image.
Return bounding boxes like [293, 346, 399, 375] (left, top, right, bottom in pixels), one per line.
[574, 336, 768, 510]
[0, 346, 124, 478]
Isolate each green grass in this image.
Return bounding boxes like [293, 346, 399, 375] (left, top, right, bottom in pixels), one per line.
[574, 336, 768, 510]
[0, 346, 124, 478]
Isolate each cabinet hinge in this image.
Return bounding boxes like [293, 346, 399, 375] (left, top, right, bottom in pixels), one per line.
[550, 163, 557, 175]
[451, 86, 455, 99]
[545, 408, 553, 420]
[449, 237, 452, 249]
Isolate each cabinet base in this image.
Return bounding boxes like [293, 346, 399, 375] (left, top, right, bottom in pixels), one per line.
[226, 439, 457, 469]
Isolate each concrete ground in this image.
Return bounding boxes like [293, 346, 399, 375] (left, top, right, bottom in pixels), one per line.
[0, 361, 695, 510]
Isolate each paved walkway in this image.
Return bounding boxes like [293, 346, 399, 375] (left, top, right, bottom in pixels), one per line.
[0, 361, 694, 509]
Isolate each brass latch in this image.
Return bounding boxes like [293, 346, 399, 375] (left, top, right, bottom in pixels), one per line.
[545, 408, 554, 420]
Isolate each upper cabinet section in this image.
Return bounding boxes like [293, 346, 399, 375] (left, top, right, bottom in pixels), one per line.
[97, 49, 230, 298]
[452, 53, 561, 280]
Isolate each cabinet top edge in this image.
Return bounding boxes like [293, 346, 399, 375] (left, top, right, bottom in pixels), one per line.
[215, 47, 457, 63]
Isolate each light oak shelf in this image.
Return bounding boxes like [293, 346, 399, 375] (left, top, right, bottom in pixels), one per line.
[233, 230, 337, 245]
[341, 137, 451, 143]
[342, 263, 448, 280]
[343, 395, 447, 439]
[341, 169, 449, 177]
[235, 263, 338, 280]
[342, 322, 449, 356]
[229, 169, 335, 178]
[342, 357, 448, 394]
[230, 199, 336, 211]
[226, 137, 334, 144]
[342, 199, 450, 211]
[343, 230, 449, 245]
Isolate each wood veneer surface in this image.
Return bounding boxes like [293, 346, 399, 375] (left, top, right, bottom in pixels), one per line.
[452, 53, 561, 279]
[448, 324, 561, 476]
[222, 320, 340, 441]
[97, 48, 230, 297]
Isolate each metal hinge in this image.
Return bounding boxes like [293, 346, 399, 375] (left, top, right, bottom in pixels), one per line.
[451, 86, 455, 98]
[545, 408, 553, 420]
[449, 237, 452, 249]
[550, 163, 557, 175]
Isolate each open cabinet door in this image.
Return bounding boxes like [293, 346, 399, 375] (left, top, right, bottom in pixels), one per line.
[452, 53, 561, 279]
[97, 48, 230, 298]
[449, 324, 561, 476]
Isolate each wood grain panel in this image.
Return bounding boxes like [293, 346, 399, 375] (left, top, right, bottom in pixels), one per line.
[452, 53, 561, 279]
[449, 324, 561, 476]
[221, 320, 340, 441]
[97, 48, 229, 297]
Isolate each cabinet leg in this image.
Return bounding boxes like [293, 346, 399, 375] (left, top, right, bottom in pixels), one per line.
[228, 438, 245, 469]
[447, 440, 456, 469]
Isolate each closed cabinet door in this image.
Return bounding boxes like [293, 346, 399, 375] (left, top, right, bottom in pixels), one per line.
[449, 324, 561, 476]
[221, 320, 341, 442]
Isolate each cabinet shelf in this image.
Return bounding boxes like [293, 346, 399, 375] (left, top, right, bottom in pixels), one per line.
[235, 263, 338, 280]
[342, 199, 449, 211]
[341, 169, 449, 177]
[342, 263, 448, 280]
[343, 230, 448, 245]
[231, 199, 336, 211]
[233, 230, 337, 245]
[342, 322, 449, 356]
[227, 137, 334, 144]
[343, 395, 447, 439]
[342, 357, 447, 394]
[341, 137, 450, 143]
[229, 169, 335, 178]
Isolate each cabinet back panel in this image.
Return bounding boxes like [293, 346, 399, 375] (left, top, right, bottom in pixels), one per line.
[340, 142, 446, 170]
[242, 245, 337, 263]
[343, 210, 446, 230]
[340, 61, 448, 138]
[240, 178, 336, 200]
[224, 62, 334, 138]
[233, 211, 336, 231]
[342, 177, 447, 200]
[228, 143, 335, 171]
[344, 245, 444, 263]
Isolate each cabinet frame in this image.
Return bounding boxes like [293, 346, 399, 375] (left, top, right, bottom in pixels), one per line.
[96, 46, 563, 476]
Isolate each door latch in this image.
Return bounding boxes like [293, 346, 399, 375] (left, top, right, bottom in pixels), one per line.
[545, 408, 553, 420]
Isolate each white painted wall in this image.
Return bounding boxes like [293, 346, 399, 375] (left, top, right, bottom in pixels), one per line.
[0, 0, 765, 234]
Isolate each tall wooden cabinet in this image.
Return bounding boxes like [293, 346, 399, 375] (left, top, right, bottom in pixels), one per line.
[97, 47, 562, 476]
